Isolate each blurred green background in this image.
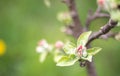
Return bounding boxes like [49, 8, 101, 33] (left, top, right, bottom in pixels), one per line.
[0, 0, 120, 76]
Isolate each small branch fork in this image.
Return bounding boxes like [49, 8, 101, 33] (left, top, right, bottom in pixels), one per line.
[62, 0, 118, 76]
[86, 19, 118, 46]
[85, 7, 110, 29]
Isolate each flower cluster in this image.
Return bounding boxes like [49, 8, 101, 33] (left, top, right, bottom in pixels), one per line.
[36, 40, 64, 63]
[97, 0, 120, 10]
[36, 31, 102, 67]
[55, 31, 102, 66]
[36, 39, 53, 62]
[97, 0, 120, 24]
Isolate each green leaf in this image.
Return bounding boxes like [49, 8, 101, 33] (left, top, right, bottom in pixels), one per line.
[56, 54, 79, 66]
[87, 47, 102, 55]
[40, 52, 48, 63]
[110, 10, 120, 21]
[54, 49, 65, 62]
[63, 42, 76, 55]
[81, 55, 93, 62]
[77, 31, 92, 47]
[54, 55, 63, 63]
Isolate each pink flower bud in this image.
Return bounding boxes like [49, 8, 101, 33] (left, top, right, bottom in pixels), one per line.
[77, 45, 83, 56]
[77, 45, 87, 57]
[38, 39, 47, 46]
[55, 41, 64, 49]
[97, 0, 105, 6]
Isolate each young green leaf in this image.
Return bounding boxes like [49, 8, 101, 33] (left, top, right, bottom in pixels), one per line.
[63, 42, 76, 55]
[40, 52, 48, 63]
[87, 47, 102, 55]
[56, 54, 79, 66]
[110, 10, 120, 21]
[81, 55, 93, 62]
[54, 49, 65, 62]
[54, 55, 63, 63]
[77, 31, 92, 47]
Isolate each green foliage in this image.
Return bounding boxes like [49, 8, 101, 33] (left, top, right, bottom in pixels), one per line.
[81, 47, 102, 62]
[55, 42, 78, 66]
[37, 31, 102, 66]
[87, 47, 102, 56]
[54, 49, 65, 62]
[77, 31, 92, 47]
[81, 55, 93, 62]
[1, 0, 120, 76]
[63, 42, 76, 55]
[55, 31, 102, 66]
[110, 10, 120, 21]
[56, 54, 79, 66]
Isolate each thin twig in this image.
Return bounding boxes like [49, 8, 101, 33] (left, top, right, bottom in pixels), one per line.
[86, 61, 97, 76]
[85, 19, 117, 76]
[86, 7, 110, 29]
[86, 19, 118, 46]
[63, 0, 83, 38]
[100, 31, 117, 39]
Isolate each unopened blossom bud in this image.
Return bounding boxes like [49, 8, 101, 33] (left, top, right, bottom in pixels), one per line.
[38, 39, 49, 48]
[77, 45, 83, 56]
[36, 39, 49, 53]
[97, 0, 109, 10]
[77, 45, 87, 57]
[97, 0, 105, 6]
[55, 41, 64, 49]
[38, 39, 47, 46]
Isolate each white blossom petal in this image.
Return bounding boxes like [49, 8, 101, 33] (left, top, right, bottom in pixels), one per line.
[36, 46, 44, 53]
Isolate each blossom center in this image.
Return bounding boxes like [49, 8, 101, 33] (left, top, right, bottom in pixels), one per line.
[77, 45, 83, 56]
